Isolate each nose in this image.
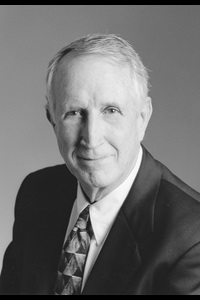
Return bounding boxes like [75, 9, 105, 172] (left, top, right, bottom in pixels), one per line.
[80, 113, 104, 149]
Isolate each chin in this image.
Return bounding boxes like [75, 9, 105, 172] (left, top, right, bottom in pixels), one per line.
[79, 170, 114, 189]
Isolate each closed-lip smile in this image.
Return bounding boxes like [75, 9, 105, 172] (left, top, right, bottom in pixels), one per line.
[77, 155, 111, 161]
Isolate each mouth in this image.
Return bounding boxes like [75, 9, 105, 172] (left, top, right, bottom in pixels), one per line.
[77, 155, 111, 162]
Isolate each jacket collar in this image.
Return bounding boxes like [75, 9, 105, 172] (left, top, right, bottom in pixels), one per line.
[122, 145, 162, 243]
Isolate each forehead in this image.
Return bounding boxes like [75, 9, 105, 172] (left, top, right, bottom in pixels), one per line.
[54, 54, 133, 95]
[52, 55, 141, 115]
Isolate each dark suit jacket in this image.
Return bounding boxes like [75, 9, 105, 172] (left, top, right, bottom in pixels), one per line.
[1, 147, 200, 295]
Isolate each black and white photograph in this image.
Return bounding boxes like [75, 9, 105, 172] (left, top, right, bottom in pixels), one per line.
[0, 5, 200, 295]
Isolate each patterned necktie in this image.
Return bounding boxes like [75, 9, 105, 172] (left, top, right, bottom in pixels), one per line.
[54, 205, 92, 295]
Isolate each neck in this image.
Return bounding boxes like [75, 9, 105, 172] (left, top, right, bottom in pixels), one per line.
[80, 184, 108, 203]
[80, 166, 137, 203]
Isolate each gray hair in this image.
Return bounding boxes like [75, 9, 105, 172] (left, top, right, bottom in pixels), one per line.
[45, 33, 150, 118]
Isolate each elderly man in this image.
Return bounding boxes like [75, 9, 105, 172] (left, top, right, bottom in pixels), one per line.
[1, 34, 200, 295]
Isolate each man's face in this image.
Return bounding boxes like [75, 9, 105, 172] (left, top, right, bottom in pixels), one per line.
[52, 55, 151, 195]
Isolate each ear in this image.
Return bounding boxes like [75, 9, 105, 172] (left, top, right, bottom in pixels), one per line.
[46, 107, 56, 129]
[138, 97, 153, 142]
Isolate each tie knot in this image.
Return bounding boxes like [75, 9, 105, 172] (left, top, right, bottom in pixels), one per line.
[76, 206, 90, 230]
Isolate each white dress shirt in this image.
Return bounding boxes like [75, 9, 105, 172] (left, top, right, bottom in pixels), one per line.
[64, 146, 143, 291]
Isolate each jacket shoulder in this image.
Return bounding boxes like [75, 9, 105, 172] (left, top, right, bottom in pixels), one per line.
[14, 164, 77, 219]
[155, 169, 200, 254]
[19, 164, 75, 194]
[24, 163, 72, 183]
[157, 159, 200, 202]
[156, 158, 200, 231]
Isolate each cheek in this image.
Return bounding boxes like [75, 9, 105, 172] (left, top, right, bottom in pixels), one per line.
[55, 125, 76, 154]
[114, 119, 138, 143]
[112, 122, 140, 159]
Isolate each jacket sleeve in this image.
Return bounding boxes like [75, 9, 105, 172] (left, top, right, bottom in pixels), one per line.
[0, 242, 18, 295]
[168, 241, 200, 295]
[0, 175, 33, 295]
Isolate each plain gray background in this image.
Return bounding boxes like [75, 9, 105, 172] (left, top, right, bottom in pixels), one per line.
[1, 5, 200, 271]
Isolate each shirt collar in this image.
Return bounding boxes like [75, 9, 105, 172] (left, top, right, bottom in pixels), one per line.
[76, 146, 143, 246]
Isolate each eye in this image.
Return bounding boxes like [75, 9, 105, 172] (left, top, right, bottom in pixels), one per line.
[103, 107, 121, 115]
[64, 109, 84, 119]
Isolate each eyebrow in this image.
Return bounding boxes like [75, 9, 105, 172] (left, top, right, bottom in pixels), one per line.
[61, 92, 126, 111]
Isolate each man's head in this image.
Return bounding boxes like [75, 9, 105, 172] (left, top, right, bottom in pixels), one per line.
[45, 34, 152, 201]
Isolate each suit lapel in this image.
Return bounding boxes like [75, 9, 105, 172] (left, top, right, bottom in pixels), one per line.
[82, 209, 142, 295]
[122, 146, 162, 243]
[83, 146, 162, 295]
